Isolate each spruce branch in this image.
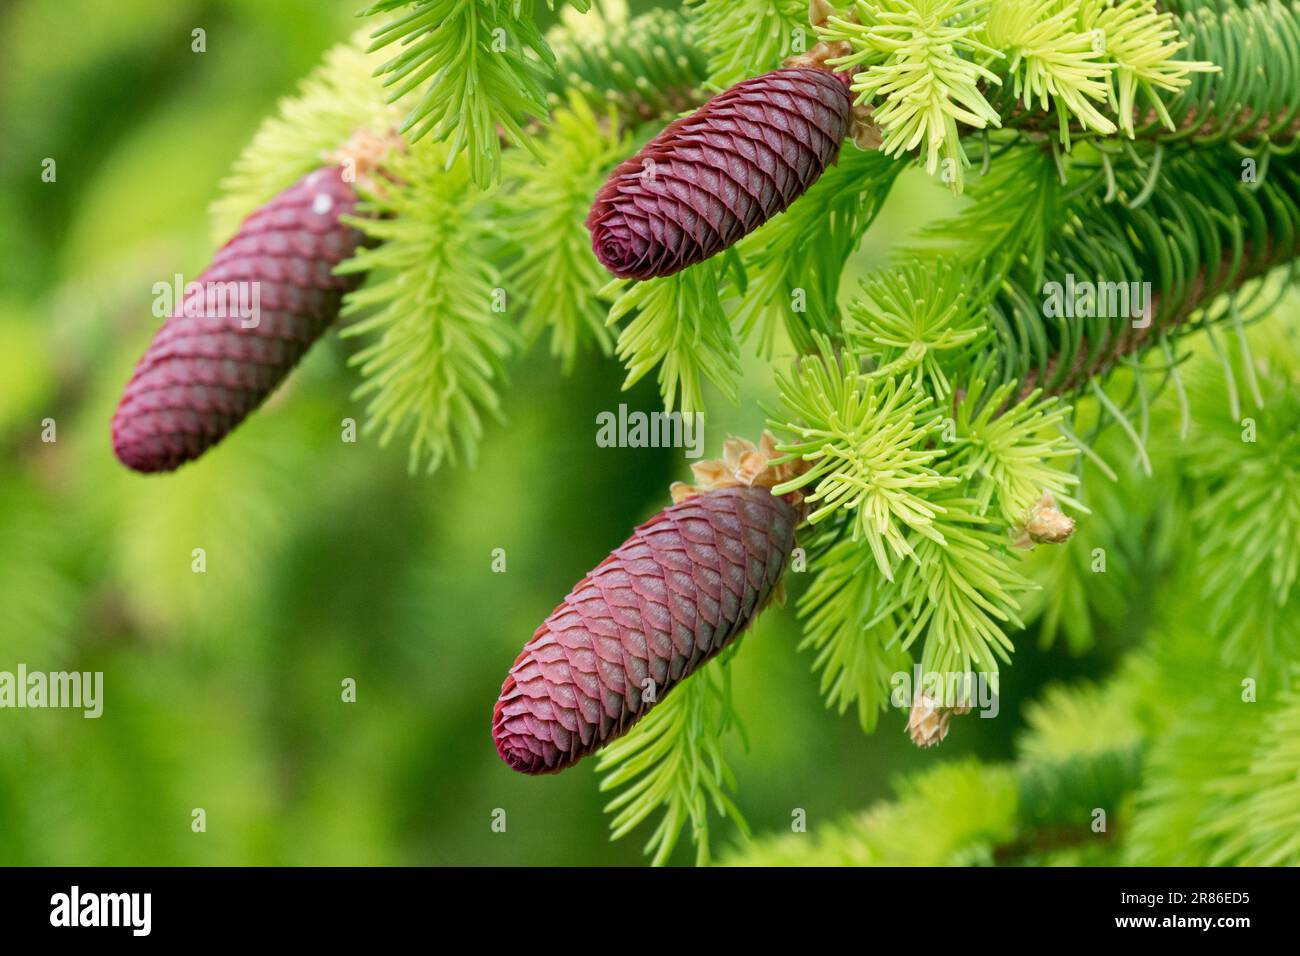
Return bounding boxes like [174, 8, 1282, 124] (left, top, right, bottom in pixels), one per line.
[1015, 430, 1150, 652]
[686, 0, 810, 89]
[769, 333, 1081, 686]
[1193, 676, 1300, 865]
[1086, 0, 1210, 135]
[820, 0, 1005, 189]
[1017, 674, 1147, 762]
[842, 260, 989, 399]
[1125, 658, 1300, 865]
[983, 0, 1118, 145]
[730, 147, 903, 356]
[595, 657, 750, 866]
[1005, 1, 1300, 150]
[501, 94, 630, 369]
[339, 144, 517, 472]
[909, 143, 1066, 296]
[768, 338, 954, 578]
[998, 748, 1139, 860]
[1178, 319, 1300, 673]
[817, 0, 1216, 189]
[892, 492, 1030, 676]
[362, 0, 587, 187]
[602, 263, 741, 414]
[724, 595, 1158, 861]
[545, 3, 711, 125]
[949, 375, 1080, 524]
[797, 538, 911, 732]
[173, 0, 1300, 871]
[723, 759, 1022, 866]
[1012, 153, 1300, 399]
[1161, 0, 1300, 146]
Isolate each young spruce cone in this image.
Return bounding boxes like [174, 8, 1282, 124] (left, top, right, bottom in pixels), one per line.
[586, 66, 852, 280]
[111, 166, 362, 473]
[493, 435, 804, 774]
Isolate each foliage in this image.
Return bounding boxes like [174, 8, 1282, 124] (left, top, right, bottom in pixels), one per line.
[821, 0, 1004, 188]
[340, 144, 517, 472]
[727, 309, 1300, 866]
[686, 0, 808, 89]
[724, 759, 1020, 866]
[173, 0, 1300, 866]
[595, 657, 749, 866]
[796, 539, 911, 732]
[544, 2, 710, 124]
[9, 0, 1300, 868]
[842, 260, 988, 398]
[211, 33, 403, 241]
[500, 94, 630, 369]
[770, 340, 952, 575]
[361, 0, 591, 186]
[602, 262, 741, 414]
[729, 147, 903, 356]
[818, 0, 1215, 188]
[766, 338, 1079, 682]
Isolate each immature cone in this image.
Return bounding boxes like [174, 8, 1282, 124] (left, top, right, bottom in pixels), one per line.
[907, 695, 973, 749]
[586, 67, 853, 280]
[111, 166, 363, 473]
[494, 435, 804, 774]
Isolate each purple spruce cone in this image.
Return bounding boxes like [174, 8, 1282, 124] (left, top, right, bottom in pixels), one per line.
[494, 486, 799, 774]
[112, 166, 362, 473]
[586, 66, 852, 280]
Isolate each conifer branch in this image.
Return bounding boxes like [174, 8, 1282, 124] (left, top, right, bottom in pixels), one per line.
[725, 685, 1145, 866]
[501, 95, 630, 369]
[595, 657, 751, 866]
[1015, 154, 1300, 399]
[340, 144, 517, 472]
[544, 4, 710, 125]
[211, 34, 405, 242]
[818, 0, 1216, 189]
[362, 0, 591, 187]
[731, 147, 903, 356]
[167, 0, 1300, 869]
[686, 0, 810, 89]
[602, 263, 741, 414]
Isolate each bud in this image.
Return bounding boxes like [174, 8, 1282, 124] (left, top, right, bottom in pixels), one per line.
[1012, 491, 1077, 549]
[907, 694, 972, 748]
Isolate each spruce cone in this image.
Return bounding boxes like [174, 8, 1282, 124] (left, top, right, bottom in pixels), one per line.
[112, 166, 363, 473]
[586, 66, 852, 280]
[494, 435, 805, 775]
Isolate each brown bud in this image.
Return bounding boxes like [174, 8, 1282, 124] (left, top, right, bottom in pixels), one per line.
[907, 694, 972, 748]
[1012, 492, 1076, 549]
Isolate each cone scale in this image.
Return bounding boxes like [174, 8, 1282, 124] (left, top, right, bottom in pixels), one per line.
[111, 166, 363, 473]
[587, 66, 853, 280]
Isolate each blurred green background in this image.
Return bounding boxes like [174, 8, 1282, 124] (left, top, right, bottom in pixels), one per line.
[0, 0, 1127, 865]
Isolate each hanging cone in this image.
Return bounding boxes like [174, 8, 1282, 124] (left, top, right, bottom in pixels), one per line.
[494, 434, 805, 774]
[111, 165, 363, 473]
[586, 66, 853, 280]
